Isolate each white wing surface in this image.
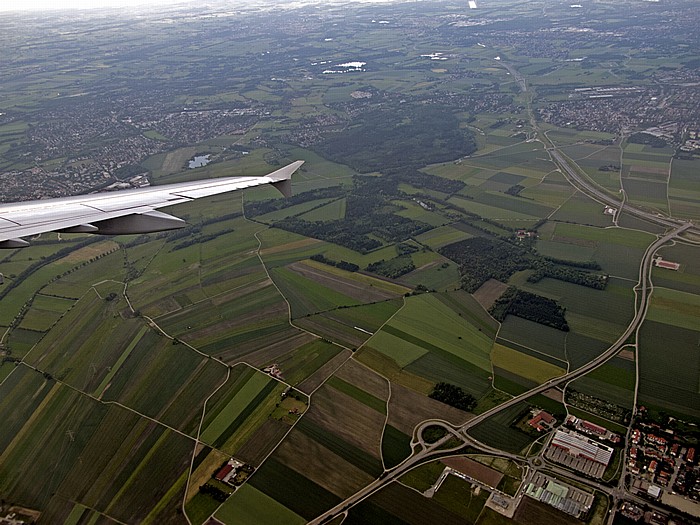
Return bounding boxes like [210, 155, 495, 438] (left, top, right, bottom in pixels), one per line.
[0, 160, 303, 248]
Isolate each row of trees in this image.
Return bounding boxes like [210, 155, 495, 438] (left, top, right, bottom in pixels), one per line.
[310, 254, 359, 272]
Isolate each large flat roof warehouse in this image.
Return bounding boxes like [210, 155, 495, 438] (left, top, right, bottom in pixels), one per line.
[550, 429, 614, 466]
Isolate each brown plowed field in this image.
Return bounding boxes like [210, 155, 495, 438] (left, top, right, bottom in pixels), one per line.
[388, 383, 472, 435]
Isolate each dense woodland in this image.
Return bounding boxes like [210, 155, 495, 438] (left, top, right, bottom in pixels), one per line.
[254, 176, 433, 253]
[489, 286, 570, 331]
[314, 103, 477, 173]
[439, 236, 607, 292]
[439, 237, 533, 293]
[365, 255, 416, 279]
[429, 382, 477, 412]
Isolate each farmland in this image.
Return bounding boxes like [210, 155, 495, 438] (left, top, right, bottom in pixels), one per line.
[2, 0, 700, 522]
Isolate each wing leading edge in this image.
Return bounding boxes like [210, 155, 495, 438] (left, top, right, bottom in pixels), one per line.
[0, 160, 303, 248]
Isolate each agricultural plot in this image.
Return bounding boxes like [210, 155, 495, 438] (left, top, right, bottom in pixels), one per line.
[304, 381, 385, 460]
[0, 380, 193, 524]
[156, 279, 299, 363]
[415, 224, 473, 249]
[646, 286, 700, 331]
[23, 292, 146, 394]
[271, 265, 362, 317]
[291, 259, 405, 299]
[364, 293, 493, 397]
[215, 484, 305, 525]
[638, 319, 700, 419]
[433, 473, 490, 523]
[550, 191, 614, 228]
[273, 426, 376, 497]
[668, 158, 700, 220]
[651, 242, 700, 295]
[621, 145, 671, 212]
[560, 142, 623, 193]
[0, 240, 122, 326]
[39, 248, 127, 300]
[388, 383, 472, 436]
[382, 424, 413, 469]
[101, 333, 228, 435]
[16, 293, 75, 332]
[256, 198, 339, 223]
[3, 327, 45, 358]
[469, 402, 537, 455]
[247, 457, 342, 521]
[507, 275, 635, 370]
[198, 367, 289, 454]
[491, 343, 566, 385]
[344, 481, 474, 525]
[399, 253, 462, 292]
[400, 460, 447, 492]
[297, 197, 347, 221]
[295, 298, 403, 348]
[272, 339, 343, 386]
[549, 222, 652, 280]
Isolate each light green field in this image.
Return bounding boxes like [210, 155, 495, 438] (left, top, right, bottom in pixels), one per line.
[17, 294, 75, 332]
[200, 371, 272, 444]
[646, 287, 700, 330]
[449, 195, 539, 221]
[367, 330, 429, 367]
[301, 259, 409, 295]
[93, 326, 149, 397]
[297, 198, 347, 221]
[216, 484, 306, 525]
[415, 224, 472, 249]
[381, 294, 492, 371]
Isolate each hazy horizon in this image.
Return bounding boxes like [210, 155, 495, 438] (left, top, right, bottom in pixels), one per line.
[0, 0, 185, 12]
[0, 0, 407, 13]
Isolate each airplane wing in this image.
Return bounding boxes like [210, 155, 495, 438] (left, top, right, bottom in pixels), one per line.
[0, 160, 303, 248]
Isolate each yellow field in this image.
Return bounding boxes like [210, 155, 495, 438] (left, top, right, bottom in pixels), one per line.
[491, 343, 566, 384]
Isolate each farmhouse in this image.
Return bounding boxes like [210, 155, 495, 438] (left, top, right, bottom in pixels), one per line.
[528, 410, 556, 432]
[214, 458, 245, 486]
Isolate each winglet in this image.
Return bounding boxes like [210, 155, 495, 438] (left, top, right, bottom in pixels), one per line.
[268, 160, 304, 198]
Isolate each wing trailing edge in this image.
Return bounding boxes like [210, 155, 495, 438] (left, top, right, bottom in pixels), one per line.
[0, 160, 303, 247]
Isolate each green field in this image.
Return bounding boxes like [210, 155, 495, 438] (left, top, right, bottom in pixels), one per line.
[215, 484, 305, 525]
[207, 373, 272, 441]
[469, 402, 536, 455]
[271, 266, 362, 317]
[638, 319, 700, 419]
